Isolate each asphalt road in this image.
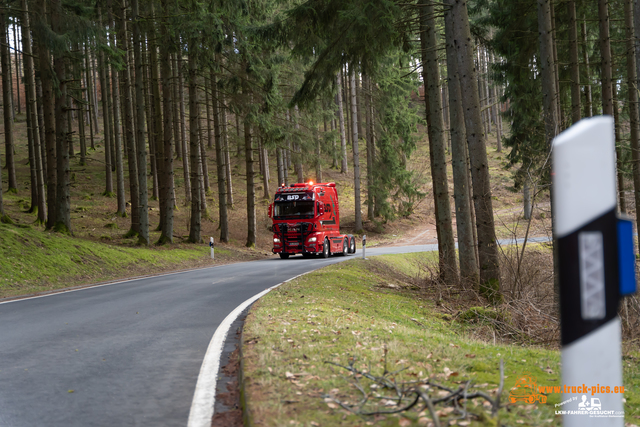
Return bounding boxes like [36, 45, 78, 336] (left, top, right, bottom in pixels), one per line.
[0, 244, 450, 427]
[0, 237, 551, 427]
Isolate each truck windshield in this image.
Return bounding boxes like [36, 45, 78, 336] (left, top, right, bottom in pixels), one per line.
[274, 201, 314, 218]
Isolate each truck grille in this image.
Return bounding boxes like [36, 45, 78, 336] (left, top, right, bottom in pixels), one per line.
[276, 223, 312, 252]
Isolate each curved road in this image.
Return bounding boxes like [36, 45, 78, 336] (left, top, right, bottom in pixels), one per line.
[0, 244, 442, 427]
[0, 238, 547, 426]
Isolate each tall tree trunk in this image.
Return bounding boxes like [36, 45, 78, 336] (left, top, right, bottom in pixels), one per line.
[116, 0, 140, 233]
[36, 0, 56, 229]
[330, 108, 338, 169]
[258, 138, 265, 178]
[0, 10, 16, 192]
[52, 0, 70, 233]
[294, 106, 303, 182]
[582, 19, 593, 118]
[600, 0, 619, 215]
[76, 54, 87, 166]
[27, 95, 38, 213]
[365, 74, 375, 220]
[443, 81, 451, 152]
[158, 0, 175, 244]
[314, 126, 321, 184]
[143, 36, 159, 201]
[108, 6, 126, 218]
[13, 22, 21, 115]
[613, 86, 626, 213]
[356, 73, 363, 138]
[538, 0, 560, 304]
[7, 26, 13, 122]
[421, 0, 458, 285]
[84, 43, 95, 150]
[444, 3, 478, 284]
[178, 53, 188, 161]
[481, 47, 492, 134]
[222, 102, 233, 208]
[336, 72, 348, 173]
[178, 53, 190, 204]
[599, 0, 613, 117]
[34, 63, 46, 179]
[524, 179, 532, 220]
[212, 71, 220, 163]
[198, 113, 209, 209]
[172, 55, 181, 160]
[212, 69, 228, 243]
[245, 95, 256, 248]
[0, 144, 4, 219]
[496, 87, 503, 153]
[66, 100, 73, 159]
[550, 2, 563, 129]
[262, 140, 270, 199]
[199, 103, 210, 199]
[187, 40, 201, 244]
[132, 0, 149, 245]
[98, 31, 114, 197]
[276, 147, 283, 186]
[450, 0, 501, 300]
[21, 0, 45, 223]
[205, 77, 213, 149]
[350, 66, 363, 232]
[568, 0, 581, 125]
[627, 0, 640, 251]
[284, 110, 291, 174]
[235, 114, 242, 157]
[149, 7, 165, 230]
[90, 48, 100, 134]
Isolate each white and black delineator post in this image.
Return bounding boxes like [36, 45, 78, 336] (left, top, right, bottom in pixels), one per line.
[362, 235, 366, 260]
[553, 116, 636, 426]
[209, 237, 214, 260]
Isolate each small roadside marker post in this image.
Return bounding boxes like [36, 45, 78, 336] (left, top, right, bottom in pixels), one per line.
[552, 116, 635, 426]
[362, 235, 366, 260]
[209, 237, 214, 260]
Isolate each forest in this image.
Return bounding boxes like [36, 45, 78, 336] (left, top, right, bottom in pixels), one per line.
[0, 0, 638, 305]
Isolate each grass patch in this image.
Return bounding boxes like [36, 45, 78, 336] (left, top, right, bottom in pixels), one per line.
[0, 223, 239, 298]
[242, 253, 638, 426]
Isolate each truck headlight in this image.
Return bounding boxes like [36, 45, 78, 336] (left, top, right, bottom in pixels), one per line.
[308, 237, 317, 243]
[273, 238, 280, 243]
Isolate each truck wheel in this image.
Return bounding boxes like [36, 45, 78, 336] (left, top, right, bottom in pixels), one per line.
[279, 253, 290, 259]
[322, 239, 330, 258]
[349, 236, 356, 254]
[341, 238, 348, 256]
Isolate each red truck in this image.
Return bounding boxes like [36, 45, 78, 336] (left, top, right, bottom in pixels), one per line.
[268, 181, 356, 259]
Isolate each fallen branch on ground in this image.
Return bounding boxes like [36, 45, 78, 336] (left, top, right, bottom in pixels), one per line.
[322, 355, 504, 425]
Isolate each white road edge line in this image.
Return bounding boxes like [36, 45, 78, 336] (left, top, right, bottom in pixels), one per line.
[0, 262, 237, 305]
[187, 271, 310, 427]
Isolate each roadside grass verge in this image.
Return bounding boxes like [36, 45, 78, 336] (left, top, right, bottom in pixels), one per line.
[0, 223, 241, 299]
[242, 253, 639, 426]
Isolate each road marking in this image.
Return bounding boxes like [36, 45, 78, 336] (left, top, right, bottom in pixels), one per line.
[187, 271, 310, 427]
[0, 263, 235, 305]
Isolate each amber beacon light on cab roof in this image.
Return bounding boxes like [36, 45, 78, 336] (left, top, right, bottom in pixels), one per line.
[268, 182, 356, 259]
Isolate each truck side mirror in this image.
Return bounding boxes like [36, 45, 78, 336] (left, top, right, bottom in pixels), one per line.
[268, 204, 273, 218]
[318, 202, 324, 216]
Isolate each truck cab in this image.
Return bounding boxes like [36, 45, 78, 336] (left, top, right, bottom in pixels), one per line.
[268, 182, 355, 259]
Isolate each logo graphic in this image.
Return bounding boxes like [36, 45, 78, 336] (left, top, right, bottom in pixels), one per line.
[577, 395, 601, 411]
[509, 373, 547, 404]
